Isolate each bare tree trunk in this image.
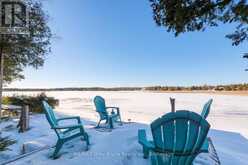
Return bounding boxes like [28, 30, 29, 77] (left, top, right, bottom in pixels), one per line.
[0, 46, 4, 119]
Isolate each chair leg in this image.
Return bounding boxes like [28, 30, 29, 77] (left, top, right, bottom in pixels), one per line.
[53, 140, 64, 159]
[84, 133, 90, 150]
[118, 115, 123, 125]
[80, 132, 90, 150]
[108, 117, 114, 129]
[143, 146, 150, 159]
[151, 154, 158, 165]
[96, 119, 102, 128]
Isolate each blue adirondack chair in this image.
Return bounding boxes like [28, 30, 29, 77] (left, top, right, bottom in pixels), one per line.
[138, 110, 210, 165]
[201, 99, 213, 119]
[42, 101, 90, 158]
[93, 96, 122, 129]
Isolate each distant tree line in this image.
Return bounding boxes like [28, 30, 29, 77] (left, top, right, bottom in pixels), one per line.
[144, 84, 248, 91]
[3, 87, 142, 92]
[3, 84, 248, 92]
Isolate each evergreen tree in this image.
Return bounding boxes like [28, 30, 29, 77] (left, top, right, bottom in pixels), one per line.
[149, 0, 248, 46]
[0, 0, 52, 117]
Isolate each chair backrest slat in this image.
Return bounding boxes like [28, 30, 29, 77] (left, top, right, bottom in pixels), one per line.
[201, 99, 213, 119]
[152, 124, 164, 149]
[162, 121, 175, 151]
[193, 119, 210, 151]
[94, 96, 108, 119]
[175, 118, 188, 152]
[151, 110, 210, 156]
[184, 120, 200, 151]
[42, 101, 58, 128]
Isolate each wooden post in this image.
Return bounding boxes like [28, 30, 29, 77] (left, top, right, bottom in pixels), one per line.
[0, 46, 4, 119]
[23, 105, 29, 130]
[18, 105, 30, 132]
[170, 97, 175, 112]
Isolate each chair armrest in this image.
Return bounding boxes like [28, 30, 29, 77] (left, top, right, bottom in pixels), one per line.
[138, 129, 155, 149]
[106, 107, 119, 109]
[57, 116, 82, 124]
[53, 124, 83, 130]
[106, 107, 120, 115]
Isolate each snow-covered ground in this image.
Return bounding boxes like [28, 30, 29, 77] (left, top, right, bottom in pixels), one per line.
[1, 91, 248, 164]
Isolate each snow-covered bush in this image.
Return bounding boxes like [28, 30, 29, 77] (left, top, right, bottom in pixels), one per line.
[2, 93, 59, 113]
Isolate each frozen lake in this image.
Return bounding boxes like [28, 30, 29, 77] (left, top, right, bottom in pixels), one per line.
[4, 91, 248, 138]
[2, 91, 248, 164]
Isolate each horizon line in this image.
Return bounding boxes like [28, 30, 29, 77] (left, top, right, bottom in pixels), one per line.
[3, 83, 248, 90]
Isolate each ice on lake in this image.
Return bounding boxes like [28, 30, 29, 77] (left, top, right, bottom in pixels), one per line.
[2, 91, 248, 164]
[4, 91, 248, 138]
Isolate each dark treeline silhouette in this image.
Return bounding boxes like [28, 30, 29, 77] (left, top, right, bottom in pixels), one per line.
[145, 84, 248, 91]
[3, 84, 248, 92]
[3, 87, 142, 92]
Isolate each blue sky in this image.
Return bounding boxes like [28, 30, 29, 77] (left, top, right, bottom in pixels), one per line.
[9, 0, 248, 88]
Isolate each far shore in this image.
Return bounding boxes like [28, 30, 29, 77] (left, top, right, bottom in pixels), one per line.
[3, 89, 248, 96]
[146, 90, 248, 96]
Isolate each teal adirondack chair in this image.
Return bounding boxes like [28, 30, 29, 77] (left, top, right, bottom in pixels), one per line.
[138, 110, 210, 165]
[42, 101, 90, 158]
[93, 96, 122, 129]
[201, 99, 213, 119]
